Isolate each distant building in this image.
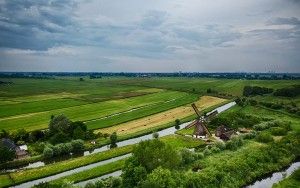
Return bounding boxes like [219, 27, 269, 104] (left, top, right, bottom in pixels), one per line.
[1, 138, 28, 159]
[215, 125, 236, 141]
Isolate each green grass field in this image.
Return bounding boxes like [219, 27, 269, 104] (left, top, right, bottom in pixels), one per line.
[0, 77, 299, 188]
[1, 77, 298, 132]
[0, 87, 196, 131]
[103, 77, 298, 96]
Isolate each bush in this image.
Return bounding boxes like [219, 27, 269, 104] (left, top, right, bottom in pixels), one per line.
[256, 132, 274, 143]
[152, 132, 159, 139]
[0, 144, 15, 163]
[110, 132, 118, 149]
[253, 122, 270, 131]
[242, 131, 257, 140]
[270, 127, 288, 136]
[71, 139, 85, 153]
[243, 86, 273, 96]
[203, 148, 212, 156]
[210, 146, 221, 153]
[214, 141, 226, 150]
[249, 99, 258, 106]
[43, 147, 54, 159]
[50, 132, 70, 145]
[273, 85, 300, 97]
[226, 136, 244, 150]
[195, 152, 204, 159]
[180, 148, 197, 165]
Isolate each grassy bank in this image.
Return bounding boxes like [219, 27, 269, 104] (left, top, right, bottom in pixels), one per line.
[0, 145, 133, 187]
[50, 135, 204, 185]
[273, 168, 300, 188]
[184, 133, 300, 187]
[51, 159, 127, 185]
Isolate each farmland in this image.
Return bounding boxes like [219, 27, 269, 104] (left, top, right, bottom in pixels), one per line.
[0, 76, 299, 188]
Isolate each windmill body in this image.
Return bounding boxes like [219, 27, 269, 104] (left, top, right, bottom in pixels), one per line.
[185, 103, 215, 138]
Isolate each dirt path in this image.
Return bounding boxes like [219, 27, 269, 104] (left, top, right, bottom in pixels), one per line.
[96, 96, 227, 135]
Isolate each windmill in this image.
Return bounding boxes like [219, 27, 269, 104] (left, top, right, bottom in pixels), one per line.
[185, 103, 218, 138]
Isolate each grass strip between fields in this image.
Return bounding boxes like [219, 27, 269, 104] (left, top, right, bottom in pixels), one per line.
[51, 159, 126, 185]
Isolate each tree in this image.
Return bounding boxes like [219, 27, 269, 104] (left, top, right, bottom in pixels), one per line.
[30, 130, 45, 142]
[49, 114, 71, 134]
[13, 128, 29, 142]
[122, 157, 148, 188]
[175, 119, 180, 130]
[71, 139, 84, 153]
[0, 144, 15, 163]
[110, 132, 118, 148]
[79, 77, 84, 81]
[70, 121, 87, 133]
[141, 167, 177, 188]
[132, 139, 181, 172]
[50, 131, 70, 144]
[0, 129, 9, 139]
[73, 126, 85, 140]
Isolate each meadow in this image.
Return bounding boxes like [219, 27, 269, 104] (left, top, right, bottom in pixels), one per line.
[0, 76, 299, 188]
[104, 77, 298, 96]
[0, 81, 196, 131]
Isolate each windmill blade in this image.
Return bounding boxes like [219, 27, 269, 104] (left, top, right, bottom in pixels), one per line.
[202, 121, 212, 136]
[204, 110, 218, 121]
[185, 120, 198, 129]
[191, 103, 201, 117]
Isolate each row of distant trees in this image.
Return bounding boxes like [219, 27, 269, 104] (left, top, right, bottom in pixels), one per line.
[243, 85, 300, 97]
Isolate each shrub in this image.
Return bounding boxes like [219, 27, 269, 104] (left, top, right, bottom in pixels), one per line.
[195, 152, 204, 159]
[0, 144, 16, 163]
[242, 131, 257, 140]
[52, 145, 61, 156]
[152, 132, 159, 139]
[253, 122, 270, 131]
[270, 127, 287, 136]
[226, 136, 244, 150]
[210, 146, 221, 153]
[256, 132, 274, 143]
[110, 132, 118, 149]
[43, 147, 54, 159]
[71, 139, 84, 153]
[203, 148, 212, 156]
[50, 132, 70, 145]
[180, 148, 196, 165]
[214, 141, 226, 150]
[249, 99, 258, 106]
[141, 167, 176, 188]
[61, 143, 73, 154]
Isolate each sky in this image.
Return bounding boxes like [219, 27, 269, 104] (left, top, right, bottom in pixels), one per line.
[0, 0, 300, 72]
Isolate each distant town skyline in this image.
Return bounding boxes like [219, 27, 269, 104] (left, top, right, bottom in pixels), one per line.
[0, 0, 300, 72]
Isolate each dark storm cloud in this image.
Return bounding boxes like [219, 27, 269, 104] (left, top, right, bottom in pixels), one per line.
[0, 0, 299, 72]
[0, 0, 77, 50]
